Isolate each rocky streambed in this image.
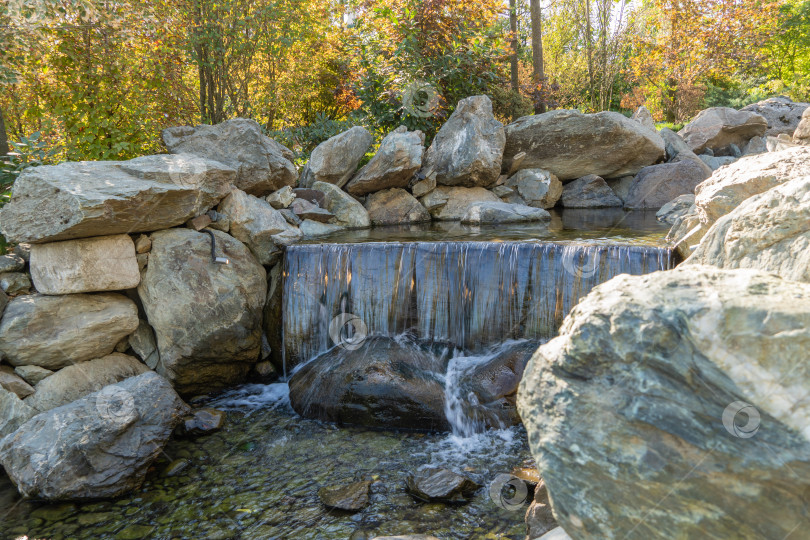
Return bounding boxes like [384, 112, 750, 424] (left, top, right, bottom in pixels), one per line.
[0, 384, 533, 539]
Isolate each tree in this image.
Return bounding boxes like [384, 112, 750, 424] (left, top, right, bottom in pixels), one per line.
[510, 0, 519, 92]
[0, 107, 8, 157]
[530, 0, 546, 113]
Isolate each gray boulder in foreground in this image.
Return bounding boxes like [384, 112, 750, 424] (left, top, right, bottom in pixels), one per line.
[163, 118, 296, 196]
[0, 154, 234, 244]
[503, 110, 665, 181]
[0, 372, 189, 500]
[518, 265, 810, 539]
[346, 126, 424, 196]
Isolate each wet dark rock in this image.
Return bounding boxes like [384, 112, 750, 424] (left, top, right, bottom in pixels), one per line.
[175, 408, 226, 437]
[289, 337, 449, 431]
[561, 175, 623, 208]
[318, 480, 372, 512]
[406, 468, 480, 503]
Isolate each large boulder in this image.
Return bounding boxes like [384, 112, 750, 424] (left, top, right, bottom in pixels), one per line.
[0, 372, 190, 500]
[518, 266, 810, 539]
[289, 337, 535, 432]
[793, 107, 810, 144]
[365, 188, 431, 226]
[503, 110, 665, 181]
[29, 234, 140, 295]
[623, 160, 710, 209]
[217, 188, 301, 265]
[422, 95, 505, 188]
[162, 118, 296, 196]
[345, 126, 425, 196]
[311, 181, 371, 229]
[678, 107, 768, 154]
[299, 126, 373, 188]
[741, 96, 809, 137]
[289, 337, 449, 431]
[0, 155, 234, 244]
[0, 294, 139, 370]
[687, 175, 810, 283]
[667, 147, 810, 256]
[695, 147, 810, 224]
[504, 169, 562, 209]
[460, 202, 550, 225]
[420, 186, 500, 221]
[138, 229, 267, 394]
[25, 353, 149, 413]
[561, 175, 623, 208]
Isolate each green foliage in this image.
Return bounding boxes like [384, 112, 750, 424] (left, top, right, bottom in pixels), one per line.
[0, 132, 58, 204]
[269, 113, 366, 164]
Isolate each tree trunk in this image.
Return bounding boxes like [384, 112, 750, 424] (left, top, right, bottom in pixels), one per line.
[530, 0, 546, 114]
[0, 106, 8, 158]
[585, 0, 595, 109]
[509, 0, 519, 92]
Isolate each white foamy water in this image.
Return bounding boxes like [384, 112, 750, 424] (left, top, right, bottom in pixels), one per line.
[212, 383, 291, 414]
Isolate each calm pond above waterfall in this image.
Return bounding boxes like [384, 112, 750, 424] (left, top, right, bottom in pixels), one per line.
[1, 209, 673, 540]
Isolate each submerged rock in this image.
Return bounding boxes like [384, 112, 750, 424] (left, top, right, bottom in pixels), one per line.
[0, 293, 139, 370]
[175, 407, 226, 437]
[678, 107, 767, 154]
[300, 126, 373, 188]
[0, 372, 190, 500]
[138, 229, 266, 395]
[503, 110, 665, 180]
[406, 468, 480, 503]
[518, 266, 810, 539]
[163, 118, 296, 196]
[423, 95, 505, 188]
[0, 155, 233, 244]
[687, 175, 810, 283]
[318, 480, 372, 512]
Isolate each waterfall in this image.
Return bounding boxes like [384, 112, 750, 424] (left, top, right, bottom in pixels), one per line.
[282, 240, 675, 370]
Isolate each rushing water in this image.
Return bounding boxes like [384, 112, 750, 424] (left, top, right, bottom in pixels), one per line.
[283, 241, 674, 369]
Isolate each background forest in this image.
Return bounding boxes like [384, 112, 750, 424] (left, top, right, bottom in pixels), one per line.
[0, 0, 807, 179]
